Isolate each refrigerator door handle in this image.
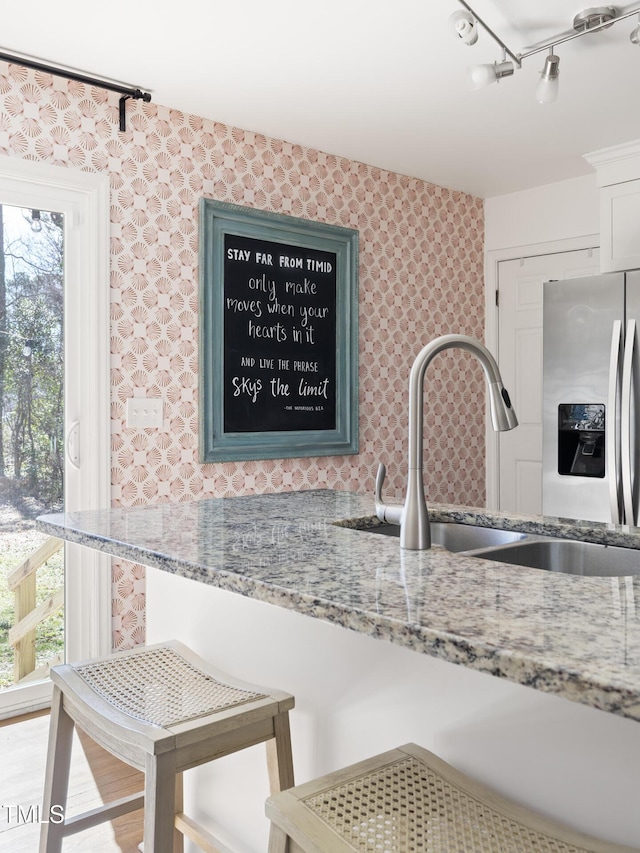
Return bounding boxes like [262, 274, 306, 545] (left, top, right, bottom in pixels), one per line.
[622, 319, 637, 525]
[608, 320, 623, 524]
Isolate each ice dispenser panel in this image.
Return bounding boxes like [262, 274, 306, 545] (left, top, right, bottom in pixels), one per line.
[557, 404, 605, 478]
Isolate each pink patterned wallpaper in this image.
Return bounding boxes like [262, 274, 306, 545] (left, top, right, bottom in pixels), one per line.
[0, 63, 485, 650]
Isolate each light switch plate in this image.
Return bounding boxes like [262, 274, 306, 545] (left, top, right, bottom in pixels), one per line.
[126, 397, 163, 428]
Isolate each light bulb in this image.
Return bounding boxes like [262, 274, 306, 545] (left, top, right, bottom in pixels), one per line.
[448, 10, 478, 46]
[468, 63, 497, 89]
[468, 60, 514, 90]
[536, 53, 560, 104]
[31, 210, 42, 233]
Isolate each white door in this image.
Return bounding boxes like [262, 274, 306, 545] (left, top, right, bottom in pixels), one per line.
[0, 157, 110, 718]
[497, 249, 600, 514]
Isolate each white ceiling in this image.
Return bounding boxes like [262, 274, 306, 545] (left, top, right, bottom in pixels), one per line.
[3, 0, 640, 198]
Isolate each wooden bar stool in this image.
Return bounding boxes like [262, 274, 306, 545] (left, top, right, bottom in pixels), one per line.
[266, 742, 638, 853]
[40, 640, 295, 853]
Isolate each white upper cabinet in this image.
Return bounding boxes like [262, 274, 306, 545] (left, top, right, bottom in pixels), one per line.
[584, 140, 640, 273]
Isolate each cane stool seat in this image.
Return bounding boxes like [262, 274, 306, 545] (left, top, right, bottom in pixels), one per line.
[266, 743, 638, 853]
[40, 640, 295, 853]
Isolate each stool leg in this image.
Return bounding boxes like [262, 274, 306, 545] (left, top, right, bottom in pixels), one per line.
[266, 711, 295, 793]
[268, 823, 291, 853]
[39, 686, 74, 853]
[144, 750, 178, 853]
[173, 771, 184, 853]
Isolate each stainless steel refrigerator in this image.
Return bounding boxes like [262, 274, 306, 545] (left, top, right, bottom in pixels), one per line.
[543, 270, 640, 524]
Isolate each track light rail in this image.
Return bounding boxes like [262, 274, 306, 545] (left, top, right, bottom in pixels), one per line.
[457, 0, 520, 65]
[519, 6, 640, 60]
[457, 2, 640, 63]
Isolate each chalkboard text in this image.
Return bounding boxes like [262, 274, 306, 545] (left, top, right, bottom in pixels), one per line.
[223, 233, 337, 432]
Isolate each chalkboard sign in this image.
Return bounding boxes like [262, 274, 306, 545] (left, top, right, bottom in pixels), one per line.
[199, 200, 358, 462]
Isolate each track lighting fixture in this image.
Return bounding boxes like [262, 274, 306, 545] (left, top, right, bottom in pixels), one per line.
[536, 51, 560, 104]
[449, 2, 640, 104]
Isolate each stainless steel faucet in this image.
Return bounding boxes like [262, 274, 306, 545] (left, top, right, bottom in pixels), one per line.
[375, 334, 518, 549]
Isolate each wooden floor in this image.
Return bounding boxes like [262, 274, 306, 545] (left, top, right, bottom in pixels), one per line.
[0, 709, 144, 852]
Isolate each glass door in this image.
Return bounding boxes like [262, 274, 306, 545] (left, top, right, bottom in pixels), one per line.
[0, 204, 65, 695]
[0, 157, 110, 720]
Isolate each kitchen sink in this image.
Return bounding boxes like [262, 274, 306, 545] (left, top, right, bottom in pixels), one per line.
[341, 518, 640, 576]
[473, 538, 640, 577]
[344, 521, 529, 553]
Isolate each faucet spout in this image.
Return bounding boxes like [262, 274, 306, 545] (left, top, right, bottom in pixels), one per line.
[378, 334, 518, 550]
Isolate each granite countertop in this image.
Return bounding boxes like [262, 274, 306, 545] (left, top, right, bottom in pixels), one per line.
[37, 489, 640, 723]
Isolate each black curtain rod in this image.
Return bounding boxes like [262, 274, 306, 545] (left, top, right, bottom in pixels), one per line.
[0, 50, 152, 132]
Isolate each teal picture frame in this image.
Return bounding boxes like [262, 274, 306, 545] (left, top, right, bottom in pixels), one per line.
[199, 200, 359, 462]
